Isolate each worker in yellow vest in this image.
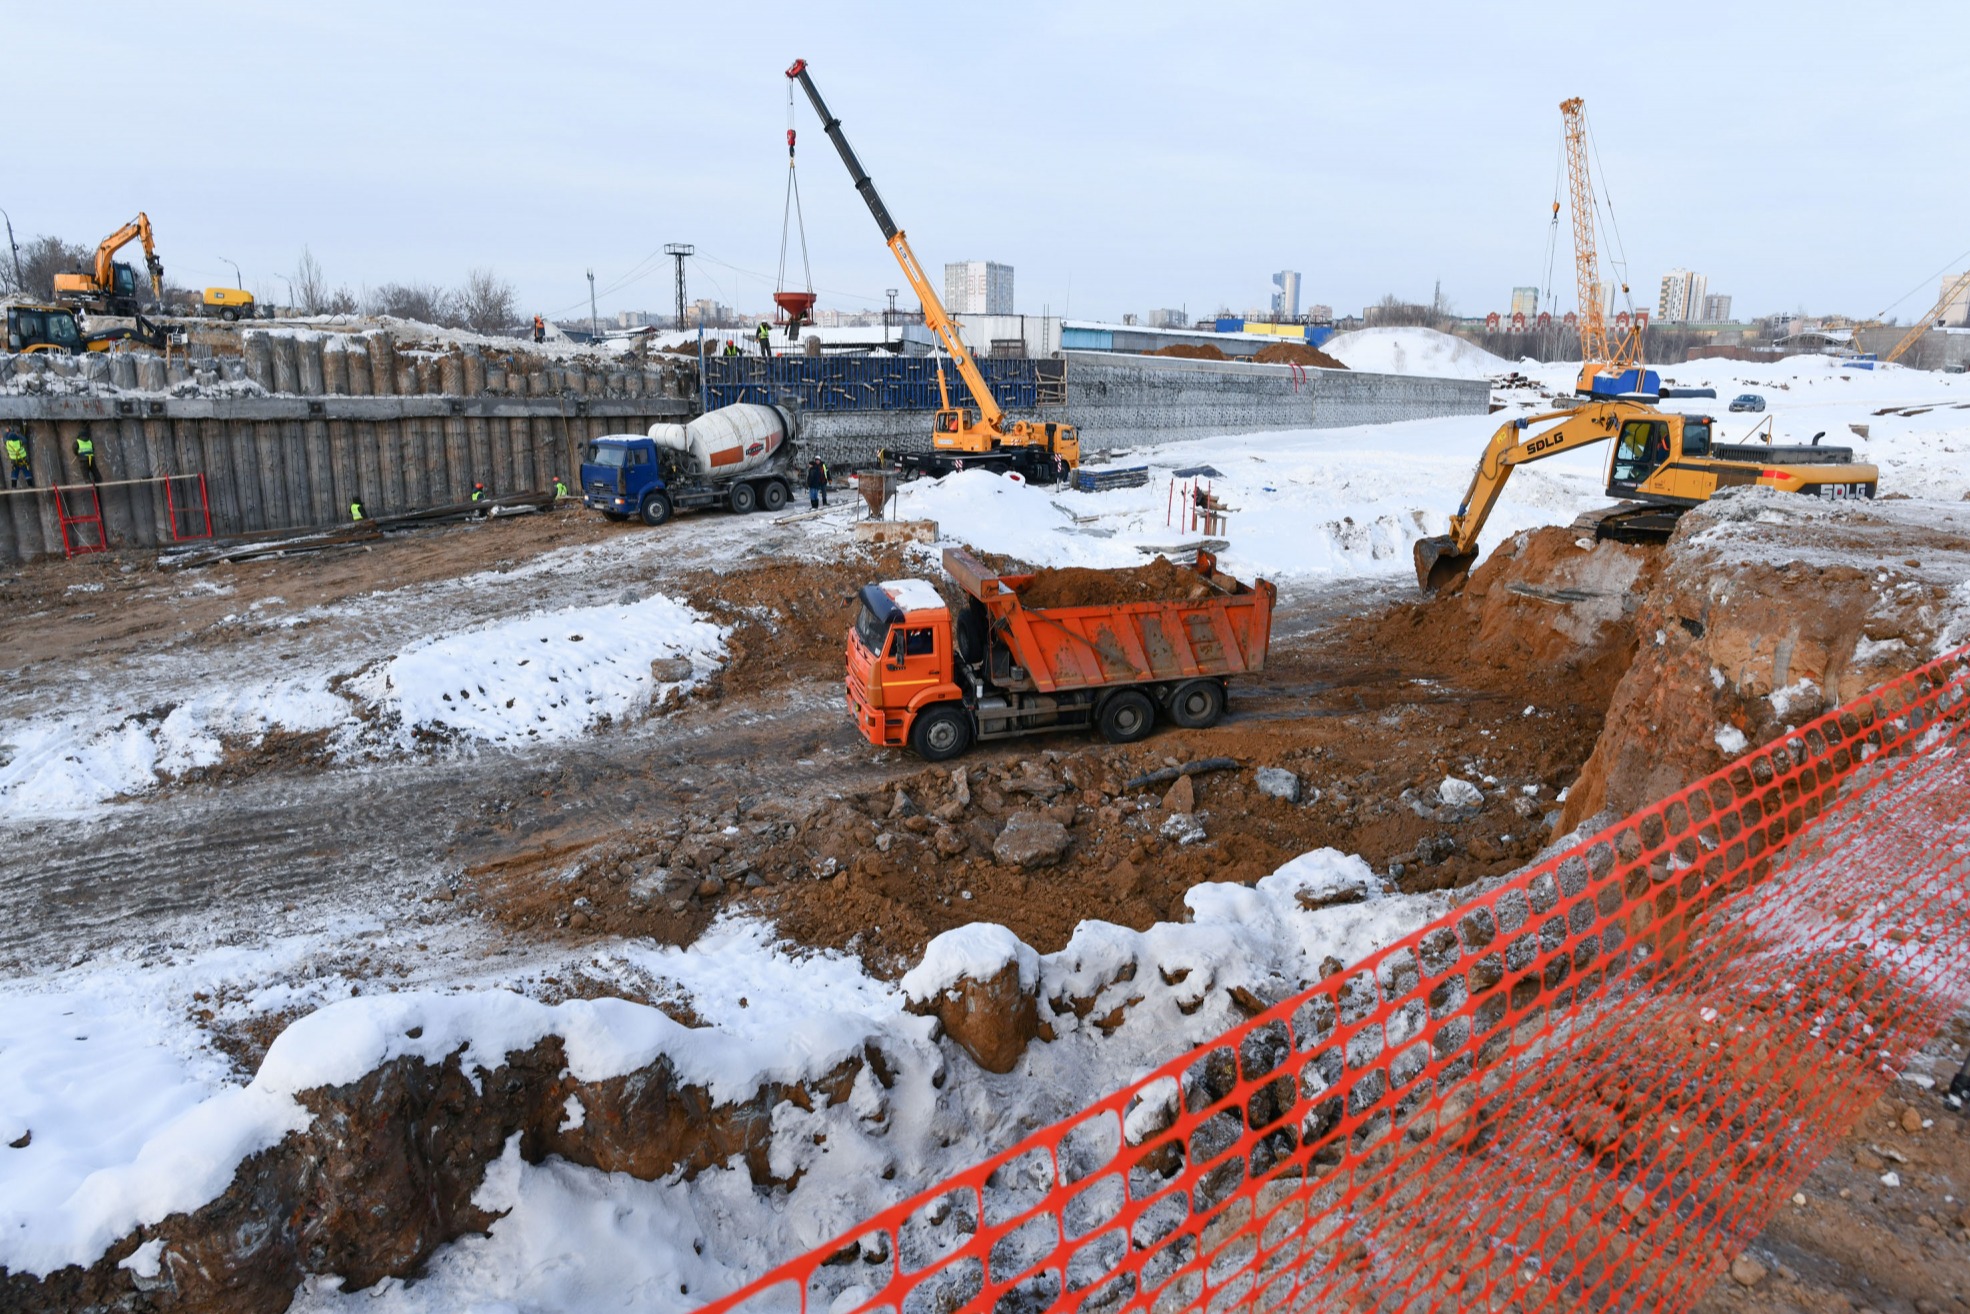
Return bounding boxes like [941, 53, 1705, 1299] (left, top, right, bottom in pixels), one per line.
[552, 475, 570, 499]
[350, 497, 366, 522]
[74, 429, 100, 484]
[4, 430, 30, 488]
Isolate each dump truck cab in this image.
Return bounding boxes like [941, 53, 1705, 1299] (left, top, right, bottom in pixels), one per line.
[846, 579, 965, 754]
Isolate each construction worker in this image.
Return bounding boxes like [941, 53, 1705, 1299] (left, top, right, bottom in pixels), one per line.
[74, 428, 99, 484]
[552, 474, 570, 499]
[819, 457, 831, 506]
[721, 339, 740, 358]
[350, 497, 366, 522]
[4, 429, 30, 489]
[805, 456, 826, 510]
[532, 315, 545, 344]
[755, 322, 772, 358]
[471, 482, 486, 502]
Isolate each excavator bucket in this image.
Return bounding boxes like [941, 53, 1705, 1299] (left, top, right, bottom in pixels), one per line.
[1413, 535, 1477, 595]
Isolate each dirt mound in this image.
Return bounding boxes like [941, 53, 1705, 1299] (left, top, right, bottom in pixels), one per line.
[1148, 343, 1228, 360]
[1253, 341, 1348, 369]
[1018, 556, 1212, 610]
[678, 547, 909, 699]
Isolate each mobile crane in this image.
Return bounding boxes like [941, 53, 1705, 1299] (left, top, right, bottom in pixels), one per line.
[786, 59, 1079, 483]
[1412, 402, 1879, 593]
[54, 212, 164, 316]
[1557, 98, 1658, 400]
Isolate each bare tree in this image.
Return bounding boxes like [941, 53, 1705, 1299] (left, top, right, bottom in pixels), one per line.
[292, 247, 329, 316]
[11, 236, 95, 301]
[323, 286, 359, 316]
[365, 282, 457, 327]
[455, 267, 516, 335]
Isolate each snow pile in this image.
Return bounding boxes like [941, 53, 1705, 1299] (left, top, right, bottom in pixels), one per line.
[0, 677, 347, 818]
[1322, 327, 1513, 379]
[901, 923, 1040, 1003]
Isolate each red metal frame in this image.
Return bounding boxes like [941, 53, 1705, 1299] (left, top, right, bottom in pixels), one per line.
[165, 472, 213, 542]
[53, 483, 108, 557]
[698, 646, 1970, 1314]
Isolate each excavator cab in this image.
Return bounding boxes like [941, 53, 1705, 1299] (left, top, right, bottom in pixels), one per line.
[5, 302, 86, 354]
[1608, 418, 1672, 495]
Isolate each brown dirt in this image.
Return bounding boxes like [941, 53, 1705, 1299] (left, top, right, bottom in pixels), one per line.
[677, 547, 909, 699]
[1016, 556, 1217, 610]
[1148, 343, 1228, 360]
[1253, 341, 1349, 369]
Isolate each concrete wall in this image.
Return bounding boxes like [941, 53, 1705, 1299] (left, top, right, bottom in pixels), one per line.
[0, 333, 693, 565]
[794, 351, 1490, 465]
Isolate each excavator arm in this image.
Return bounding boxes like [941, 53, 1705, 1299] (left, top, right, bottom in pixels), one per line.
[91, 213, 164, 298]
[787, 59, 1005, 433]
[1413, 402, 1653, 592]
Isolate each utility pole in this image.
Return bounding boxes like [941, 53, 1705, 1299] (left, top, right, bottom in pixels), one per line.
[586, 268, 599, 342]
[885, 287, 898, 349]
[0, 207, 22, 292]
[665, 243, 694, 329]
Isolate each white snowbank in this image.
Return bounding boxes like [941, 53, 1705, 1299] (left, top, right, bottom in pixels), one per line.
[1322, 327, 1513, 379]
[901, 923, 1041, 1002]
[349, 592, 725, 747]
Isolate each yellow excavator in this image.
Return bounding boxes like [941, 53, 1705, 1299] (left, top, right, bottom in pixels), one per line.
[4, 299, 166, 353]
[786, 59, 1079, 483]
[1412, 402, 1880, 593]
[54, 212, 164, 316]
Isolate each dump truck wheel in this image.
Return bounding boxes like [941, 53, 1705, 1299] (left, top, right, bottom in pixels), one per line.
[1167, 679, 1225, 729]
[639, 491, 673, 526]
[910, 704, 972, 761]
[760, 479, 789, 511]
[1098, 690, 1156, 744]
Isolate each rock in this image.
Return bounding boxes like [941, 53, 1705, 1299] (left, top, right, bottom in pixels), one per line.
[933, 799, 965, 823]
[874, 832, 893, 853]
[1254, 767, 1301, 803]
[1045, 800, 1077, 827]
[649, 656, 694, 683]
[1728, 1255, 1767, 1287]
[993, 812, 1071, 868]
[1901, 1106, 1924, 1133]
[1162, 774, 1195, 814]
[1618, 1185, 1647, 1216]
[628, 868, 671, 903]
[949, 766, 970, 806]
[743, 872, 767, 889]
[1110, 859, 1146, 898]
[1511, 794, 1542, 820]
[1438, 776, 1483, 808]
[933, 827, 967, 858]
[1160, 812, 1207, 846]
[902, 932, 1040, 1074]
[888, 790, 916, 819]
[1854, 1147, 1886, 1172]
[696, 876, 725, 898]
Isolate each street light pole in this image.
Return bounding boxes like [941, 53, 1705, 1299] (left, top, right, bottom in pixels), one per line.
[0, 207, 22, 292]
[587, 268, 598, 342]
[218, 256, 243, 290]
[885, 288, 898, 350]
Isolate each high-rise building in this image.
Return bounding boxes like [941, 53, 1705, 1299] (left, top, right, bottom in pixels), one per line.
[1509, 287, 1539, 318]
[1147, 308, 1188, 329]
[1700, 293, 1733, 323]
[1942, 275, 1970, 328]
[1306, 304, 1334, 323]
[1271, 270, 1301, 319]
[944, 261, 1013, 314]
[1657, 269, 1708, 323]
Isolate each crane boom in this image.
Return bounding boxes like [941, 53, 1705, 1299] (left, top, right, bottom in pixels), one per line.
[1883, 268, 1970, 365]
[1559, 98, 1644, 395]
[787, 59, 1003, 431]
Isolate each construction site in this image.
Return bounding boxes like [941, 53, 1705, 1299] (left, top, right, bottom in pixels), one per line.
[5, 18, 1970, 1314]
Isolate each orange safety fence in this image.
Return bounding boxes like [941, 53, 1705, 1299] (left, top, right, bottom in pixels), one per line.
[700, 645, 1970, 1314]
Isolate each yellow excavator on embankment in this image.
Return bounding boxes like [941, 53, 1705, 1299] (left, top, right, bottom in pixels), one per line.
[1412, 402, 1880, 593]
[54, 213, 165, 316]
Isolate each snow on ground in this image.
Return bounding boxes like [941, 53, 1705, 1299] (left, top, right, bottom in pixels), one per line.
[1322, 326, 1514, 378]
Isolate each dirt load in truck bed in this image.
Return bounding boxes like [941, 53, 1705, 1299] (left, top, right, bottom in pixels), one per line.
[1016, 556, 1219, 609]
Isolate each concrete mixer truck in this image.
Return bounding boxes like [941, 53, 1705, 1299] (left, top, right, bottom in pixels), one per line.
[580, 403, 802, 525]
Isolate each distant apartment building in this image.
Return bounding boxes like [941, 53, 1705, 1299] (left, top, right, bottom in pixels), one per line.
[1943, 274, 1970, 327]
[1270, 270, 1302, 319]
[687, 298, 734, 326]
[1699, 293, 1733, 323]
[1306, 303, 1334, 323]
[1146, 308, 1189, 329]
[616, 310, 652, 329]
[1509, 286, 1539, 318]
[1657, 268, 1708, 323]
[944, 261, 1013, 314]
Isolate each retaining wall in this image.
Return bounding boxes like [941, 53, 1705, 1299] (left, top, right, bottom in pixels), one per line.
[794, 351, 1490, 465]
[0, 331, 693, 565]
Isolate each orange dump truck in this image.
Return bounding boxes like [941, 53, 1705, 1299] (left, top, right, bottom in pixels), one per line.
[845, 546, 1276, 760]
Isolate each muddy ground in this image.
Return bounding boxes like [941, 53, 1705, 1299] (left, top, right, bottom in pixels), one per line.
[5, 493, 1969, 1309]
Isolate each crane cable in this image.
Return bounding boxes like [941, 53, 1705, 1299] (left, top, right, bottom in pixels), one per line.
[777, 81, 814, 303]
[1872, 243, 1970, 322]
[1540, 132, 1563, 319]
[1584, 115, 1636, 321]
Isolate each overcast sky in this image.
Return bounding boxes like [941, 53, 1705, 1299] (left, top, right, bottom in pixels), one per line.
[7, 2, 1966, 326]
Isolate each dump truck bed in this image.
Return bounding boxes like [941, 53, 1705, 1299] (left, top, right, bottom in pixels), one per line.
[942, 547, 1274, 694]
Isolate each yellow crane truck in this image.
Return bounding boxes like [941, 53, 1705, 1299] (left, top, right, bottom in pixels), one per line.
[1413, 401, 1879, 593]
[786, 58, 1079, 484]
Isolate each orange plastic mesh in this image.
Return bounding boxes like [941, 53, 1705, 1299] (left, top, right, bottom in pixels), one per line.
[699, 646, 1970, 1314]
